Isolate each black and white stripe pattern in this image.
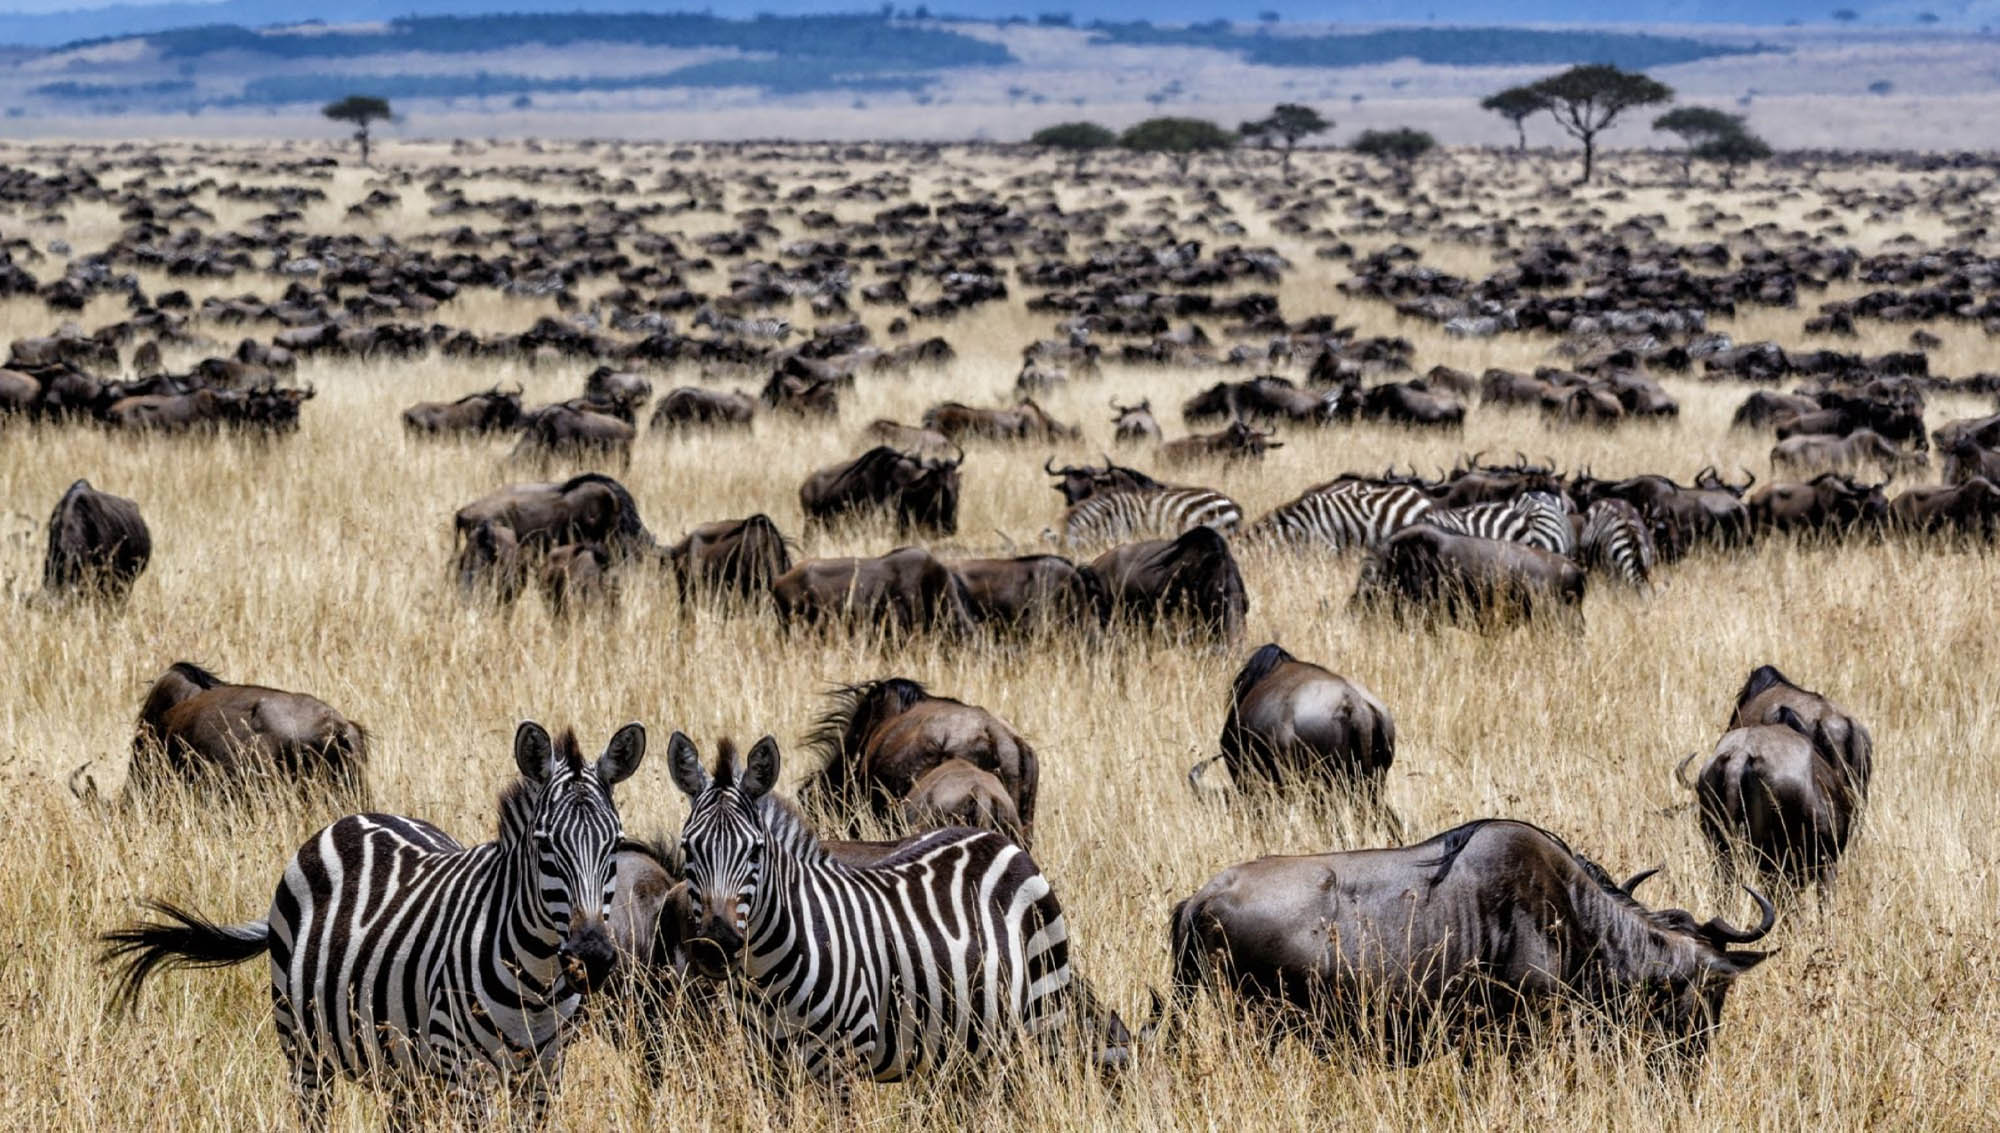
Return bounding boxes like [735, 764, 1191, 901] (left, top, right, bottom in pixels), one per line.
[1243, 479, 1435, 551]
[668, 733, 1083, 1082]
[1420, 491, 1576, 555]
[1576, 498, 1657, 587]
[102, 722, 646, 1130]
[1060, 484, 1241, 547]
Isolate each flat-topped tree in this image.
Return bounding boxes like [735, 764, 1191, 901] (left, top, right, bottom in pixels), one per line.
[1529, 64, 1674, 185]
[1480, 85, 1550, 153]
[1120, 116, 1236, 177]
[1239, 103, 1331, 178]
[1653, 106, 1745, 184]
[1352, 127, 1436, 169]
[1031, 121, 1117, 177]
[323, 95, 392, 166]
[1696, 127, 1773, 189]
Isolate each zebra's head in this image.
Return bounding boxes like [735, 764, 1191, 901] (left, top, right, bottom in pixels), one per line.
[668, 731, 780, 978]
[512, 720, 647, 994]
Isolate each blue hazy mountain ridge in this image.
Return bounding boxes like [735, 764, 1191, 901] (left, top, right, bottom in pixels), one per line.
[0, 0, 1870, 50]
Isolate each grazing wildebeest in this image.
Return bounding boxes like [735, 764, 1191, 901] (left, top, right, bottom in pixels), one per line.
[1746, 472, 1888, 537]
[1111, 399, 1163, 444]
[455, 517, 526, 603]
[649, 387, 755, 429]
[401, 386, 522, 435]
[126, 662, 368, 805]
[1891, 476, 2000, 537]
[922, 398, 1079, 443]
[1158, 420, 1283, 466]
[1941, 435, 2000, 486]
[770, 546, 974, 637]
[584, 366, 653, 415]
[539, 543, 617, 617]
[1732, 390, 1821, 430]
[103, 388, 233, 432]
[101, 721, 644, 1127]
[799, 676, 1038, 842]
[510, 403, 636, 468]
[1087, 526, 1247, 642]
[664, 514, 792, 604]
[1770, 429, 1928, 478]
[1681, 709, 1863, 893]
[1933, 410, 2000, 456]
[453, 473, 657, 559]
[798, 445, 962, 535]
[1359, 381, 1465, 428]
[1182, 376, 1333, 425]
[1726, 664, 1873, 793]
[759, 371, 839, 417]
[898, 760, 1024, 844]
[0, 368, 38, 415]
[947, 554, 1105, 632]
[1166, 819, 1774, 1064]
[40, 479, 150, 604]
[1357, 525, 1584, 630]
[1194, 643, 1396, 820]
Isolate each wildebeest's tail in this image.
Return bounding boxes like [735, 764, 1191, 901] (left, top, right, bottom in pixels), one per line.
[101, 901, 271, 1012]
[733, 513, 793, 592]
[1158, 894, 1216, 1050]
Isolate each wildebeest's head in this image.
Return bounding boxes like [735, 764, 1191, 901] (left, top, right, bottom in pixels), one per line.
[669, 732, 782, 978]
[896, 447, 962, 535]
[1619, 875, 1777, 1060]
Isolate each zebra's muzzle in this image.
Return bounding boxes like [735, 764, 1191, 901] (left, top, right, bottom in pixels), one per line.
[559, 924, 617, 993]
[687, 916, 744, 979]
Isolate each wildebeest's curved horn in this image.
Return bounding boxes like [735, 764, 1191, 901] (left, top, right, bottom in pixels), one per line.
[1672, 750, 1703, 790]
[1620, 866, 1662, 896]
[1737, 467, 1757, 493]
[1044, 456, 1058, 476]
[948, 441, 965, 468]
[1704, 886, 1777, 944]
[1134, 987, 1168, 1044]
[1515, 450, 1528, 469]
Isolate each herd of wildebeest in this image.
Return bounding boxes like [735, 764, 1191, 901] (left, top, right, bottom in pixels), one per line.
[5, 140, 1996, 1120]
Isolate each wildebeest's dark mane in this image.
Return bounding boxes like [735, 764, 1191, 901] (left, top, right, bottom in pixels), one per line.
[1230, 642, 1295, 710]
[450, 386, 514, 406]
[164, 660, 226, 691]
[800, 677, 934, 803]
[1415, 818, 1708, 932]
[822, 446, 909, 501]
[1734, 664, 1793, 712]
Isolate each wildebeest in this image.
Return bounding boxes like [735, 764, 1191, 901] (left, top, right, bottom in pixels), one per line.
[454, 517, 526, 603]
[649, 387, 755, 429]
[1194, 643, 1396, 820]
[539, 543, 617, 617]
[1746, 472, 1888, 536]
[947, 554, 1105, 632]
[1571, 467, 1753, 560]
[1166, 819, 1773, 1064]
[1933, 410, 2000, 456]
[1182, 376, 1333, 424]
[1890, 476, 2000, 537]
[1044, 456, 1160, 506]
[798, 445, 962, 535]
[1358, 380, 1465, 428]
[40, 479, 150, 604]
[770, 546, 974, 637]
[1356, 525, 1584, 629]
[125, 662, 368, 805]
[799, 676, 1038, 844]
[401, 386, 522, 435]
[1726, 664, 1873, 793]
[922, 398, 1079, 443]
[1941, 435, 2000, 486]
[584, 366, 653, 416]
[1111, 399, 1162, 444]
[1732, 390, 1821, 430]
[453, 473, 657, 560]
[898, 760, 1023, 842]
[1159, 420, 1283, 466]
[103, 388, 232, 432]
[1087, 526, 1247, 642]
[1770, 429, 1928, 478]
[664, 514, 792, 604]
[510, 402, 636, 468]
[1682, 709, 1863, 892]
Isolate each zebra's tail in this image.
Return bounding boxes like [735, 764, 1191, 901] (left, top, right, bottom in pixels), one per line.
[101, 900, 271, 1012]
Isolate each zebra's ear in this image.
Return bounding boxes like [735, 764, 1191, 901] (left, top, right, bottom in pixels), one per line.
[667, 731, 708, 798]
[514, 721, 554, 782]
[598, 722, 647, 787]
[740, 735, 780, 800]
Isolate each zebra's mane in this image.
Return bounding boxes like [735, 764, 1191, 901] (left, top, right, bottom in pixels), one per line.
[756, 791, 831, 866]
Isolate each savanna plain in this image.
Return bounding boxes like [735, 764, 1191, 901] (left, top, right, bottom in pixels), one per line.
[1, 141, 1998, 1130]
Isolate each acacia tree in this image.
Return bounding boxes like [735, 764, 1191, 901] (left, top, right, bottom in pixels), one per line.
[1239, 102, 1331, 177]
[1120, 116, 1236, 177]
[1480, 85, 1549, 152]
[1352, 127, 1436, 169]
[1653, 106, 1744, 184]
[1529, 64, 1674, 185]
[323, 95, 392, 166]
[1696, 128, 1773, 189]
[1031, 121, 1117, 176]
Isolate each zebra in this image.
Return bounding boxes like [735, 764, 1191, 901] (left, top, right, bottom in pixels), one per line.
[1242, 478, 1435, 551]
[666, 731, 1133, 1084]
[1419, 491, 1576, 555]
[1056, 483, 1242, 547]
[100, 721, 647, 1130]
[1576, 498, 1657, 587]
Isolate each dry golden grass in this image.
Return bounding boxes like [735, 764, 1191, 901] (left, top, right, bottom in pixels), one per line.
[2, 143, 1998, 1130]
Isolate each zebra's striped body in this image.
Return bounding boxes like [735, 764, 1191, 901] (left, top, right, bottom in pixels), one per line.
[1576, 498, 1657, 587]
[1244, 479, 1434, 551]
[1421, 491, 1576, 555]
[103, 723, 646, 1130]
[669, 733, 1105, 1083]
[1060, 484, 1241, 547]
